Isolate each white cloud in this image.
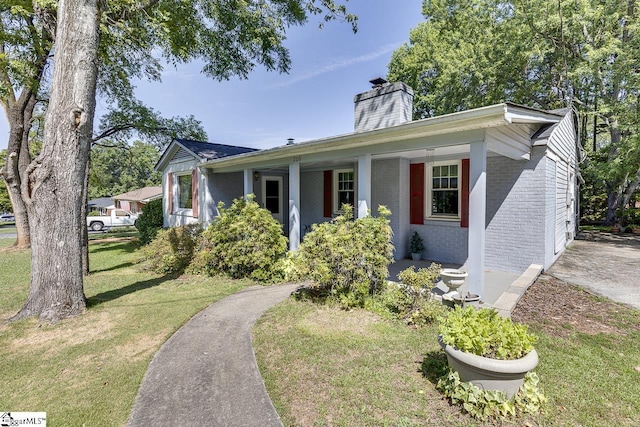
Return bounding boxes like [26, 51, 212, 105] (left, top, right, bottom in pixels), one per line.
[271, 42, 402, 88]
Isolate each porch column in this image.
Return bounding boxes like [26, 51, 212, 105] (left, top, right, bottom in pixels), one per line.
[357, 154, 372, 218]
[243, 168, 253, 199]
[289, 161, 301, 251]
[468, 141, 487, 299]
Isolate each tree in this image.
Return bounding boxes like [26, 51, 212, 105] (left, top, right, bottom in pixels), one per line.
[89, 140, 162, 200]
[388, 0, 639, 224]
[0, 150, 11, 212]
[6, 0, 356, 322]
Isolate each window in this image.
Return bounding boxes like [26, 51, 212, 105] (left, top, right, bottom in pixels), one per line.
[335, 169, 354, 211]
[430, 163, 459, 217]
[177, 174, 193, 209]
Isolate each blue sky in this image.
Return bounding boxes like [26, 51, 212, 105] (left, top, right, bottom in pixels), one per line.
[0, 0, 425, 151]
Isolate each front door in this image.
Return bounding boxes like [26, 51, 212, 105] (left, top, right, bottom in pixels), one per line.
[262, 176, 283, 223]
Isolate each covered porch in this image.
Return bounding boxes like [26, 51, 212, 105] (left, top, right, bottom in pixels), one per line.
[199, 104, 562, 303]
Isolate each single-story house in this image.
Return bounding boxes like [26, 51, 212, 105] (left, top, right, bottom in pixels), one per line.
[112, 186, 163, 213]
[155, 79, 580, 300]
[87, 197, 115, 215]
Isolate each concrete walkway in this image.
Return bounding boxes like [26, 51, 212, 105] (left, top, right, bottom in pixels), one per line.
[126, 283, 300, 427]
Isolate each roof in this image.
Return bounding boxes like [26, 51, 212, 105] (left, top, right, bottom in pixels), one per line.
[155, 139, 258, 171]
[87, 197, 114, 208]
[531, 108, 573, 145]
[112, 186, 162, 202]
[198, 102, 567, 172]
[175, 139, 258, 160]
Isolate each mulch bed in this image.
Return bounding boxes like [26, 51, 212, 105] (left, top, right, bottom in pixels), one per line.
[511, 274, 640, 337]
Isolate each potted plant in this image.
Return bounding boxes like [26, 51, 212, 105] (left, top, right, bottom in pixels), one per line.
[409, 231, 424, 261]
[438, 306, 539, 398]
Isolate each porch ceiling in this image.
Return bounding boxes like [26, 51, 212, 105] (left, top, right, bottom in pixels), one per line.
[199, 103, 561, 173]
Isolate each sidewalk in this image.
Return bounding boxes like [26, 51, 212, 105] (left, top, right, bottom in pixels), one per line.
[126, 283, 300, 427]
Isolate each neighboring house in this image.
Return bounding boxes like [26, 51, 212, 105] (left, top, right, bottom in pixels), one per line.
[155, 79, 580, 300]
[87, 197, 115, 215]
[112, 186, 163, 213]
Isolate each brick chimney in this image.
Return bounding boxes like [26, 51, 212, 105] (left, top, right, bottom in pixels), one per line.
[353, 77, 414, 132]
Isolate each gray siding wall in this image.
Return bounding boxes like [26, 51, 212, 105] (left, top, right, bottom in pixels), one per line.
[485, 147, 547, 273]
[372, 158, 410, 260]
[545, 158, 557, 268]
[546, 112, 578, 265]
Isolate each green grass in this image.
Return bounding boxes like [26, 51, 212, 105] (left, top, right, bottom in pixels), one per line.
[253, 299, 640, 426]
[0, 222, 16, 234]
[0, 240, 249, 426]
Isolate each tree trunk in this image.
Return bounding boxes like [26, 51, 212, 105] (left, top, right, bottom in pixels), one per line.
[82, 157, 90, 276]
[1, 95, 36, 249]
[10, 0, 101, 322]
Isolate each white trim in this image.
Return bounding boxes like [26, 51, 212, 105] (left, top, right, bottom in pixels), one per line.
[261, 175, 284, 223]
[332, 168, 355, 214]
[174, 171, 194, 216]
[425, 160, 462, 221]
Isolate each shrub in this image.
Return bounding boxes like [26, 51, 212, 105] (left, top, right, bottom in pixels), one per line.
[439, 306, 537, 360]
[409, 231, 424, 253]
[295, 204, 394, 308]
[140, 225, 199, 274]
[189, 196, 288, 282]
[437, 370, 546, 421]
[367, 263, 446, 326]
[135, 198, 164, 245]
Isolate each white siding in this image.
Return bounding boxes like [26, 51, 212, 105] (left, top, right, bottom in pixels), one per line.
[163, 158, 200, 228]
[547, 112, 578, 257]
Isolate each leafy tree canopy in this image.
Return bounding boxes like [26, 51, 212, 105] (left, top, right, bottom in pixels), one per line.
[89, 140, 162, 200]
[388, 0, 639, 224]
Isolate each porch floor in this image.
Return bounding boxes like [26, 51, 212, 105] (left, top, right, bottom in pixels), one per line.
[387, 259, 521, 309]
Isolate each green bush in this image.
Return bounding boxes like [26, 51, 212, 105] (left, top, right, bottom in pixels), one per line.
[135, 198, 164, 245]
[295, 204, 394, 308]
[439, 306, 537, 360]
[188, 196, 288, 282]
[366, 264, 446, 326]
[140, 225, 199, 274]
[437, 370, 546, 421]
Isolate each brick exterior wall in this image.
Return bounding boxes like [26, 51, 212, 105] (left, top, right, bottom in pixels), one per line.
[207, 171, 244, 219]
[484, 147, 548, 273]
[372, 158, 410, 260]
[300, 170, 327, 236]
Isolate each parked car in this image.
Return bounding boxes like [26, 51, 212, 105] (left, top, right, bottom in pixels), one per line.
[0, 214, 15, 222]
[87, 209, 138, 231]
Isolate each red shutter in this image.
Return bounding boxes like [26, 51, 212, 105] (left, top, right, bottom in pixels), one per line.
[461, 159, 469, 228]
[323, 170, 333, 217]
[167, 172, 173, 214]
[410, 163, 424, 224]
[192, 169, 199, 218]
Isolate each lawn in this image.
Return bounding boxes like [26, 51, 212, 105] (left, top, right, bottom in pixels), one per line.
[0, 222, 15, 234]
[0, 237, 248, 426]
[2, 233, 639, 426]
[253, 281, 640, 426]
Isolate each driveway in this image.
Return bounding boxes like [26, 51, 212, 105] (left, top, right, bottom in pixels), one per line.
[547, 230, 640, 311]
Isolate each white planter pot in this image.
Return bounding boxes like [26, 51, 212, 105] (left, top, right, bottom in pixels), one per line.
[411, 252, 421, 261]
[438, 336, 539, 398]
[440, 268, 468, 292]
